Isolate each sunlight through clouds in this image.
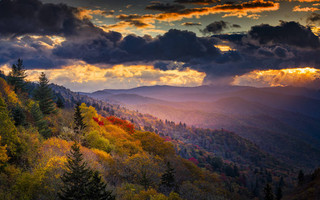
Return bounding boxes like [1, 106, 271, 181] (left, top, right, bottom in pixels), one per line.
[232, 67, 320, 89]
[0, 62, 205, 92]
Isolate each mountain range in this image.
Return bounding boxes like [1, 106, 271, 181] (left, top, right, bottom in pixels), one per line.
[84, 85, 320, 169]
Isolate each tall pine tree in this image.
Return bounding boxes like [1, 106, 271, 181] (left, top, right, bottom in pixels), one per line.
[264, 183, 274, 200]
[87, 171, 115, 200]
[59, 142, 93, 200]
[8, 59, 27, 93]
[74, 102, 86, 136]
[59, 142, 114, 200]
[160, 162, 176, 194]
[31, 103, 51, 138]
[56, 96, 65, 108]
[298, 170, 304, 186]
[33, 72, 56, 115]
[276, 185, 282, 200]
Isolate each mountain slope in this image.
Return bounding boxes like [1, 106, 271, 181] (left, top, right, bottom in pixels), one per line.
[85, 85, 320, 170]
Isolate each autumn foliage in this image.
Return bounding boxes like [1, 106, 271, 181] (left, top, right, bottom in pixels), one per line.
[0, 73, 253, 200]
[93, 117, 105, 126]
[106, 116, 134, 134]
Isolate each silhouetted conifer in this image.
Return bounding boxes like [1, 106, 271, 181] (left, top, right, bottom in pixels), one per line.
[8, 59, 27, 93]
[11, 105, 25, 126]
[264, 183, 274, 200]
[31, 103, 51, 138]
[160, 162, 176, 194]
[86, 171, 115, 200]
[34, 72, 56, 114]
[56, 96, 65, 108]
[298, 170, 304, 186]
[59, 143, 114, 200]
[276, 185, 282, 200]
[74, 102, 86, 136]
[59, 142, 92, 200]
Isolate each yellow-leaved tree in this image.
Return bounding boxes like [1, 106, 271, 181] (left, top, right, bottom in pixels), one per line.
[0, 96, 21, 160]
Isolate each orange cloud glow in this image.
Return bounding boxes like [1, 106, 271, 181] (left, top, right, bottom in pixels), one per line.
[104, 0, 279, 31]
[215, 44, 235, 52]
[293, 5, 320, 11]
[0, 62, 205, 92]
[76, 8, 113, 20]
[232, 67, 320, 89]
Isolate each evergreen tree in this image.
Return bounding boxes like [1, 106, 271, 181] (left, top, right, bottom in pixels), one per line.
[33, 72, 56, 115]
[298, 170, 304, 186]
[8, 59, 27, 93]
[31, 103, 51, 138]
[264, 183, 274, 200]
[160, 162, 176, 194]
[56, 96, 65, 108]
[233, 165, 240, 177]
[276, 185, 282, 200]
[59, 142, 93, 200]
[11, 105, 26, 126]
[279, 176, 284, 188]
[59, 142, 114, 200]
[253, 179, 260, 197]
[74, 102, 86, 136]
[87, 171, 115, 200]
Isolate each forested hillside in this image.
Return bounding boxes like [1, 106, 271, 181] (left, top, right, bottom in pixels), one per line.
[49, 78, 297, 199]
[86, 85, 320, 170]
[0, 61, 314, 199]
[0, 62, 254, 199]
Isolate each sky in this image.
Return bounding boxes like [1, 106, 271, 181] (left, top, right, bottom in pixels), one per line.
[0, 0, 320, 92]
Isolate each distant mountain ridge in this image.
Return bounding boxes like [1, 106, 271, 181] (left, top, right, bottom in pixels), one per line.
[85, 85, 320, 169]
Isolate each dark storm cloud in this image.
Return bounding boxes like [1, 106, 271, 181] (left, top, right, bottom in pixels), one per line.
[0, 0, 111, 68]
[199, 21, 320, 78]
[53, 29, 221, 64]
[248, 21, 320, 48]
[307, 13, 320, 24]
[231, 24, 241, 28]
[0, 0, 102, 37]
[174, 0, 220, 4]
[0, 36, 67, 68]
[146, 3, 185, 13]
[201, 21, 228, 34]
[0, 0, 320, 85]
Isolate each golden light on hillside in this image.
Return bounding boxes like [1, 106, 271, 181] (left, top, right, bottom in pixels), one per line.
[232, 67, 320, 88]
[0, 62, 205, 92]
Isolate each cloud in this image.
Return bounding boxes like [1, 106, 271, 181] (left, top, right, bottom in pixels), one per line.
[0, 0, 106, 38]
[247, 21, 320, 48]
[232, 67, 320, 89]
[1, 1, 320, 89]
[0, 35, 67, 69]
[231, 24, 241, 28]
[201, 21, 228, 34]
[53, 29, 222, 65]
[181, 22, 202, 26]
[107, 0, 279, 29]
[174, 0, 220, 5]
[1, 62, 206, 92]
[200, 21, 241, 35]
[307, 13, 320, 24]
[293, 5, 320, 12]
[76, 8, 114, 20]
[146, 3, 185, 13]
